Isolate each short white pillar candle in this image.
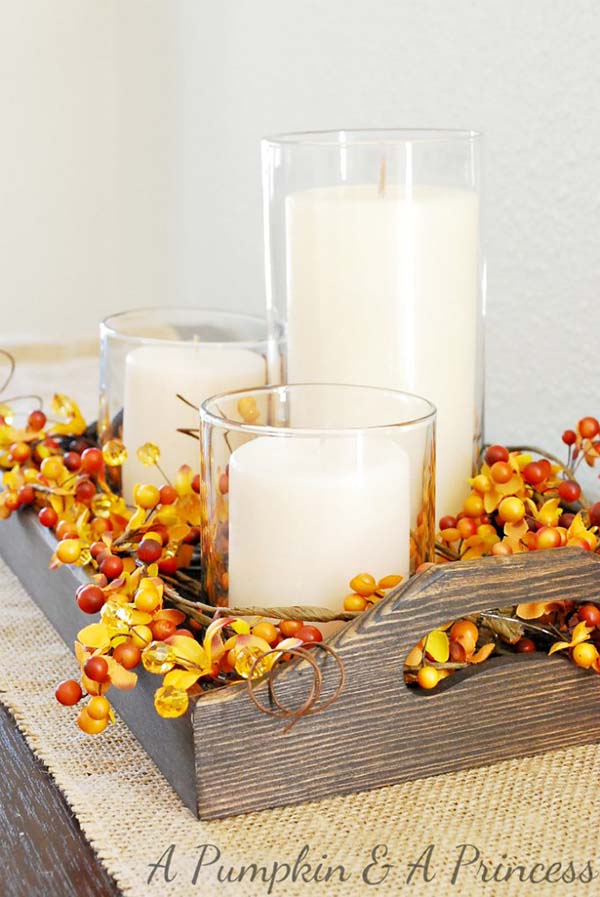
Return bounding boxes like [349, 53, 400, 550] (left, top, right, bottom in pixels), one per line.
[227, 435, 410, 612]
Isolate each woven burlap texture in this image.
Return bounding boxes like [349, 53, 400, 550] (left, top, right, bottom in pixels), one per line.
[0, 555, 597, 897]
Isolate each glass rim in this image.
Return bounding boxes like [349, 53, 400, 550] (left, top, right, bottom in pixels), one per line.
[200, 383, 436, 437]
[100, 307, 274, 349]
[262, 128, 481, 148]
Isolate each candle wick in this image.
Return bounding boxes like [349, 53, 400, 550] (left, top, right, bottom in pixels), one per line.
[378, 155, 386, 198]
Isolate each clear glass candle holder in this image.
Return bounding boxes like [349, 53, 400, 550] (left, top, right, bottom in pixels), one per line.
[262, 129, 484, 521]
[100, 308, 280, 503]
[200, 383, 436, 611]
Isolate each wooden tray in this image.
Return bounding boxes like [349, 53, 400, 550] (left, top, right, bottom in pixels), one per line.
[2, 511, 600, 819]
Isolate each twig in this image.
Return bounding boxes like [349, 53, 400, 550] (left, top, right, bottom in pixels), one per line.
[435, 541, 460, 561]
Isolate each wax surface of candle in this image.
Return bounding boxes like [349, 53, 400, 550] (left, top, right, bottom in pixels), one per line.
[122, 345, 265, 502]
[228, 435, 410, 611]
[285, 184, 479, 518]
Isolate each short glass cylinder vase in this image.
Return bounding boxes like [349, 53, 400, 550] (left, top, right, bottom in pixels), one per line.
[200, 383, 436, 612]
[262, 129, 483, 520]
[99, 308, 279, 504]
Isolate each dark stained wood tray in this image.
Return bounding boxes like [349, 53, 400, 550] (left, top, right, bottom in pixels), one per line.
[2, 510, 600, 819]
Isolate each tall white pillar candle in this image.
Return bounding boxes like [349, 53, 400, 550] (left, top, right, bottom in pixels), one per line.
[122, 345, 266, 503]
[286, 184, 479, 518]
[228, 435, 410, 611]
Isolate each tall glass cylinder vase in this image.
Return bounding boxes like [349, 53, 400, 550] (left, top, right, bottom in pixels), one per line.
[262, 129, 483, 520]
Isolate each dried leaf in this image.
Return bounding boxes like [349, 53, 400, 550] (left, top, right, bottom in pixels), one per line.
[163, 669, 201, 691]
[549, 640, 571, 656]
[517, 601, 559, 620]
[153, 608, 186, 626]
[165, 634, 208, 669]
[504, 519, 529, 543]
[77, 623, 111, 651]
[424, 630, 450, 663]
[480, 614, 524, 645]
[470, 643, 496, 664]
[405, 645, 423, 667]
[105, 656, 138, 690]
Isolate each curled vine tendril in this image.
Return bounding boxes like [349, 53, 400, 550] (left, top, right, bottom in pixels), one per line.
[246, 642, 346, 734]
[0, 349, 43, 412]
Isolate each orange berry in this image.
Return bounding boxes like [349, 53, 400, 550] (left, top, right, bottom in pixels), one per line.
[349, 573, 376, 597]
[477, 524, 497, 538]
[87, 696, 111, 721]
[150, 619, 176, 641]
[417, 666, 440, 689]
[279, 620, 303, 638]
[491, 541, 513, 556]
[440, 527, 460, 543]
[498, 497, 525, 523]
[130, 624, 153, 647]
[472, 474, 491, 493]
[252, 622, 278, 645]
[578, 417, 600, 440]
[40, 456, 64, 481]
[56, 520, 78, 541]
[535, 526, 562, 550]
[55, 679, 83, 706]
[572, 642, 598, 669]
[135, 484, 161, 509]
[77, 708, 108, 735]
[490, 461, 513, 484]
[485, 445, 509, 465]
[457, 517, 478, 539]
[10, 442, 31, 463]
[135, 589, 161, 613]
[112, 640, 140, 669]
[377, 574, 403, 590]
[450, 619, 478, 651]
[463, 493, 484, 517]
[344, 594, 368, 612]
[56, 538, 81, 564]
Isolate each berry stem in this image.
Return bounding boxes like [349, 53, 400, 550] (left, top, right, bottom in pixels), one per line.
[435, 541, 460, 561]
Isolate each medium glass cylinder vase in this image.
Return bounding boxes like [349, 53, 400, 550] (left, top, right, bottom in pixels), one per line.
[200, 383, 435, 610]
[262, 129, 484, 520]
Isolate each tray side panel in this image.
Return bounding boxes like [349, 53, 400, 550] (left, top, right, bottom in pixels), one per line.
[193, 549, 600, 818]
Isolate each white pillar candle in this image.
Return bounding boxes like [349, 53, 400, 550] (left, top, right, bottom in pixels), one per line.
[122, 345, 266, 503]
[228, 435, 410, 612]
[286, 184, 479, 518]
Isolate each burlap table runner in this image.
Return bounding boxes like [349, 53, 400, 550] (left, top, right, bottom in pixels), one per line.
[0, 555, 598, 897]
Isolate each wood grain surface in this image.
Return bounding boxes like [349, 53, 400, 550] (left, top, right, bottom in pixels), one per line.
[193, 548, 600, 818]
[0, 704, 122, 897]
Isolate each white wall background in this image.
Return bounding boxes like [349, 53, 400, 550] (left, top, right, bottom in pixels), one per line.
[2, 0, 600, 461]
